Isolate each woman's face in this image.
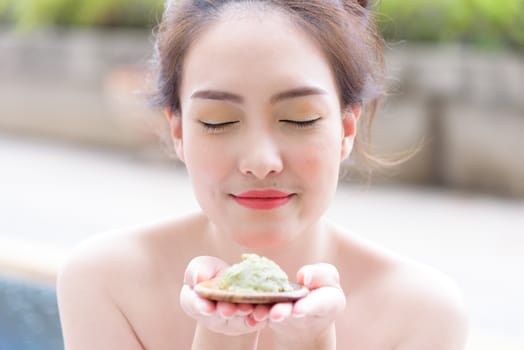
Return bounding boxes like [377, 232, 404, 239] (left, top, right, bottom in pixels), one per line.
[172, 7, 358, 248]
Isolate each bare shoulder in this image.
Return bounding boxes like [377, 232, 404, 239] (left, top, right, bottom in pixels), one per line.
[58, 212, 207, 286]
[383, 256, 469, 349]
[331, 226, 468, 349]
[56, 213, 206, 349]
[56, 223, 152, 349]
[57, 218, 168, 289]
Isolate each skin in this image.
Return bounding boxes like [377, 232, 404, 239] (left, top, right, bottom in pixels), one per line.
[57, 6, 469, 350]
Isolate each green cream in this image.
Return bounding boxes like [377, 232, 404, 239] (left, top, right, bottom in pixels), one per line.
[219, 254, 293, 293]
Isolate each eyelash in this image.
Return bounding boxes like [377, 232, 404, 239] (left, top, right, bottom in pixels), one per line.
[199, 117, 320, 133]
[280, 117, 321, 128]
[199, 121, 239, 133]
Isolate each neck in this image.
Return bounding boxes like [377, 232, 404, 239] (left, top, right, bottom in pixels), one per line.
[207, 218, 337, 278]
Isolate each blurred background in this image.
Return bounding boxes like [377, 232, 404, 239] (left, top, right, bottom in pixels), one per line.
[0, 0, 523, 349]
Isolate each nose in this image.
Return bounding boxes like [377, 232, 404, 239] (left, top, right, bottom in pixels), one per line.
[238, 132, 283, 179]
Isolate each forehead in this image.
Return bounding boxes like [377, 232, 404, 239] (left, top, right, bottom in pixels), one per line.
[179, 6, 338, 102]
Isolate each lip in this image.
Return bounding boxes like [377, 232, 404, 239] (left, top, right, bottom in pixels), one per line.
[232, 190, 294, 210]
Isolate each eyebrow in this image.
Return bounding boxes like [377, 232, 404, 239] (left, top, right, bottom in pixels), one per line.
[270, 86, 328, 104]
[190, 90, 243, 104]
[190, 86, 328, 105]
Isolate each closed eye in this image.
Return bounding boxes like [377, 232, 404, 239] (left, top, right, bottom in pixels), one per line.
[280, 117, 321, 128]
[199, 120, 239, 133]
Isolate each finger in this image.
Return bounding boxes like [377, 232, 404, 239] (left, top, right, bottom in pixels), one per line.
[252, 304, 271, 322]
[216, 302, 254, 319]
[296, 263, 340, 290]
[219, 316, 265, 336]
[245, 315, 258, 328]
[292, 286, 346, 318]
[183, 256, 230, 286]
[216, 301, 237, 319]
[269, 302, 293, 322]
[180, 284, 216, 317]
[246, 314, 268, 330]
[235, 303, 254, 317]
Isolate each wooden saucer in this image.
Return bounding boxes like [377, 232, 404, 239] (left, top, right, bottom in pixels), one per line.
[194, 278, 309, 304]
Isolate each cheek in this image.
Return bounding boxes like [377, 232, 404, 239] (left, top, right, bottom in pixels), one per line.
[186, 148, 221, 180]
[183, 138, 236, 189]
[293, 139, 341, 221]
[184, 145, 227, 214]
[296, 136, 342, 175]
[290, 141, 342, 207]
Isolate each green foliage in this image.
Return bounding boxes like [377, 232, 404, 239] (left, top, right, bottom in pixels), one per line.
[377, 0, 524, 50]
[0, 0, 165, 29]
[0, 0, 522, 50]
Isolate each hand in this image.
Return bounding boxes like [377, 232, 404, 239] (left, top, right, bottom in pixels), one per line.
[179, 256, 268, 336]
[267, 263, 346, 349]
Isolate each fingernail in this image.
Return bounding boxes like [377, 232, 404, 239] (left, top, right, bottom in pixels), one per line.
[245, 316, 257, 328]
[236, 310, 252, 317]
[218, 311, 233, 320]
[236, 304, 252, 316]
[303, 270, 312, 286]
[253, 313, 268, 322]
[292, 311, 306, 319]
[271, 314, 284, 323]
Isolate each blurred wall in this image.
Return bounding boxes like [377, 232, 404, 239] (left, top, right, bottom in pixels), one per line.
[0, 27, 158, 149]
[0, 27, 523, 196]
[372, 45, 524, 196]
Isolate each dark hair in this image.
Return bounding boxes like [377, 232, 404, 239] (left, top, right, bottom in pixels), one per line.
[150, 0, 386, 164]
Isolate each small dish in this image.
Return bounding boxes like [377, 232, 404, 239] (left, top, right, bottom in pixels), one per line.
[194, 278, 309, 304]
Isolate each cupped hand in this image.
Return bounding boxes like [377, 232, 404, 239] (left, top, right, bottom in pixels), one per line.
[179, 256, 268, 336]
[267, 263, 346, 348]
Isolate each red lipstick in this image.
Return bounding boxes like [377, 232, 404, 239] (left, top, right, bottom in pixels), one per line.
[232, 190, 293, 210]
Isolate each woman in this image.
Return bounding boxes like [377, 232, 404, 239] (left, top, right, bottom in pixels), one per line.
[57, 1, 468, 349]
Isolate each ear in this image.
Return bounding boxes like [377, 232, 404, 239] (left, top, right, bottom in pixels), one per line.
[164, 107, 184, 162]
[340, 104, 361, 160]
